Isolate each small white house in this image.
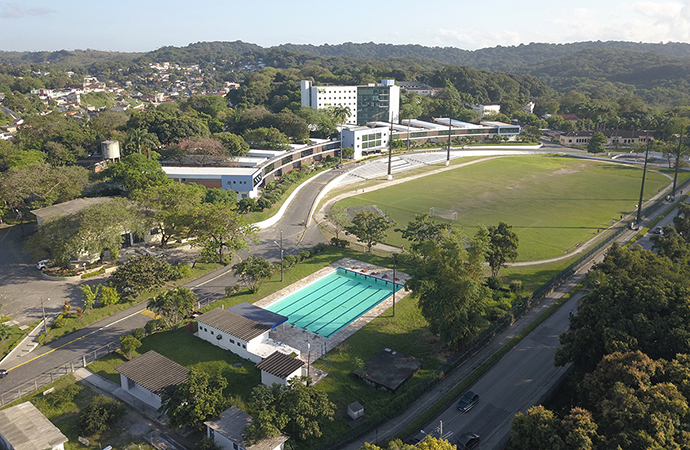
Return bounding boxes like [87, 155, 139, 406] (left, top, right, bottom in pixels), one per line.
[197, 308, 273, 363]
[115, 350, 189, 409]
[205, 406, 288, 450]
[0, 401, 68, 450]
[256, 351, 305, 386]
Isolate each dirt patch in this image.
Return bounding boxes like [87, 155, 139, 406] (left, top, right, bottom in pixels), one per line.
[551, 167, 581, 176]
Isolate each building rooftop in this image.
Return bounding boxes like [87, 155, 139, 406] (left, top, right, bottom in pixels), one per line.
[205, 406, 288, 450]
[358, 348, 423, 392]
[256, 351, 304, 379]
[161, 166, 260, 177]
[115, 350, 189, 397]
[197, 308, 271, 341]
[227, 303, 288, 328]
[31, 197, 110, 223]
[0, 402, 68, 450]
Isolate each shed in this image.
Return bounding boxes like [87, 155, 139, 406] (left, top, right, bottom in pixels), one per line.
[0, 401, 68, 450]
[357, 348, 423, 393]
[347, 401, 364, 420]
[205, 406, 287, 450]
[256, 351, 305, 386]
[115, 350, 189, 409]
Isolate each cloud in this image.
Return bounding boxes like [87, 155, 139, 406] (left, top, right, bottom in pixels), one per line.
[435, 28, 524, 50]
[1, 2, 55, 19]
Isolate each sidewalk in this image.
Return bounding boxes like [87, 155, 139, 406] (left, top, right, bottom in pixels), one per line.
[0, 320, 45, 368]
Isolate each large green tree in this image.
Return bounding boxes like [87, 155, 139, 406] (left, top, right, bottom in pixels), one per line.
[232, 256, 275, 293]
[190, 202, 258, 264]
[147, 287, 197, 329]
[481, 222, 519, 277]
[345, 210, 393, 252]
[0, 163, 89, 209]
[160, 368, 227, 429]
[405, 228, 491, 348]
[109, 255, 181, 296]
[246, 377, 335, 442]
[587, 132, 607, 154]
[104, 153, 169, 193]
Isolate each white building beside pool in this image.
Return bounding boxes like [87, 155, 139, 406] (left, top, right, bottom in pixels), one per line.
[255, 351, 305, 386]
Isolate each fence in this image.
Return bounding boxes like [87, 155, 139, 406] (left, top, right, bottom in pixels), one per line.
[0, 340, 119, 406]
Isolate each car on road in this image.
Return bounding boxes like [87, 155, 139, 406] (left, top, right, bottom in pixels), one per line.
[652, 226, 663, 235]
[0, 369, 7, 379]
[457, 390, 479, 412]
[36, 259, 50, 270]
[455, 432, 480, 449]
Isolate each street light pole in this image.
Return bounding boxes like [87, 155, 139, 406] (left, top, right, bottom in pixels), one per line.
[673, 126, 685, 197]
[391, 254, 396, 317]
[273, 231, 284, 282]
[636, 131, 652, 225]
[41, 298, 48, 337]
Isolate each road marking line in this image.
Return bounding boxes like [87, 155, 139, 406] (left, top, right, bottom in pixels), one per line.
[7, 308, 146, 371]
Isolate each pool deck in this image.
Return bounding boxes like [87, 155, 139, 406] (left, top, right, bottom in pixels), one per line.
[256, 257, 411, 365]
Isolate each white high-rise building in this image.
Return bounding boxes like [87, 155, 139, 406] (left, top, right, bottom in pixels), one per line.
[301, 79, 400, 126]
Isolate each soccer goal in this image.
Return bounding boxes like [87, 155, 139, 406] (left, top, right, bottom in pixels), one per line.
[429, 207, 458, 221]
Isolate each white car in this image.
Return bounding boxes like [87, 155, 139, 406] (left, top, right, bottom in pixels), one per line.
[36, 259, 50, 270]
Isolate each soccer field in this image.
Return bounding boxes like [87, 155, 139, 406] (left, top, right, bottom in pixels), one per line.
[334, 156, 673, 261]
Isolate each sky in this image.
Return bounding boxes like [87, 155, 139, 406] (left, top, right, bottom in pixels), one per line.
[1, 0, 690, 53]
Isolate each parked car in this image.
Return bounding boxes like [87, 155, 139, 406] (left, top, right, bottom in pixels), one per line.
[457, 390, 480, 412]
[455, 432, 480, 449]
[652, 226, 663, 235]
[36, 259, 50, 270]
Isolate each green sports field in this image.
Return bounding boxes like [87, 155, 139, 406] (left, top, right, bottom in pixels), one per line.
[334, 156, 673, 261]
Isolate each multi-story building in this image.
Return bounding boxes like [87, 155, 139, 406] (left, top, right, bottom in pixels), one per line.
[301, 79, 400, 126]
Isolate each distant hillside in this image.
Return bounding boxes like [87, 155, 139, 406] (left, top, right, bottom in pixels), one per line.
[277, 41, 690, 72]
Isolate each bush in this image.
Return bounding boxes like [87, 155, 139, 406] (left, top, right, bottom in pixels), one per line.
[79, 395, 125, 436]
[197, 437, 222, 450]
[311, 243, 328, 254]
[283, 254, 297, 268]
[45, 383, 82, 408]
[486, 276, 502, 290]
[225, 285, 240, 296]
[176, 262, 192, 279]
[132, 328, 145, 340]
[52, 317, 66, 328]
[120, 335, 141, 359]
[144, 320, 157, 336]
[509, 280, 523, 293]
[100, 285, 120, 306]
[330, 237, 349, 248]
[81, 268, 105, 279]
[257, 197, 272, 211]
[298, 250, 311, 261]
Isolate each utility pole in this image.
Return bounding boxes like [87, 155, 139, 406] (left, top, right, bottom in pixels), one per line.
[274, 231, 284, 282]
[392, 254, 396, 317]
[306, 342, 311, 386]
[673, 126, 685, 197]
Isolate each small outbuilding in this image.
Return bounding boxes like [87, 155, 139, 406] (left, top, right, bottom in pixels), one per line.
[256, 351, 305, 386]
[196, 308, 274, 363]
[205, 406, 288, 450]
[356, 348, 423, 393]
[347, 401, 364, 420]
[0, 401, 68, 450]
[115, 350, 189, 409]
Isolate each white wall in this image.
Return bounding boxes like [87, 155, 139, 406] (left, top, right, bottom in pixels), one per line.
[207, 427, 237, 450]
[119, 373, 162, 409]
[197, 321, 268, 363]
[260, 367, 303, 387]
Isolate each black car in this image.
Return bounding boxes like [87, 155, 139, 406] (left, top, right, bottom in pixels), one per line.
[457, 390, 480, 412]
[0, 369, 7, 379]
[456, 432, 480, 449]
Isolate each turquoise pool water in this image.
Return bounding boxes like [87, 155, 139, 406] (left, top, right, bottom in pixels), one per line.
[265, 268, 402, 338]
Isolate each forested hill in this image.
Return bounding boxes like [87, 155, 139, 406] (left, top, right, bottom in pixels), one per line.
[277, 41, 690, 72]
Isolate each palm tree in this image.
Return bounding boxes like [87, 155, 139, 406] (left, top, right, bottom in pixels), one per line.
[330, 105, 352, 165]
[125, 128, 160, 159]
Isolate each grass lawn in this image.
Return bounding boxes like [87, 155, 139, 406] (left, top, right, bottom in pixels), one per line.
[0, 320, 39, 359]
[334, 155, 672, 261]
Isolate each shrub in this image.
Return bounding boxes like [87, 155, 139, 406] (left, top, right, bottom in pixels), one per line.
[311, 243, 328, 255]
[284, 254, 297, 268]
[509, 280, 523, 293]
[78, 395, 125, 436]
[330, 237, 349, 248]
[100, 285, 120, 306]
[298, 250, 311, 261]
[132, 328, 145, 340]
[144, 320, 157, 336]
[257, 197, 272, 211]
[120, 335, 141, 359]
[225, 285, 240, 296]
[52, 317, 66, 328]
[197, 437, 222, 450]
[486, 276, 502, 290]
[45, 383, 82, 408]
[81, 268, 105, 279]
[176, 262, 192, 279]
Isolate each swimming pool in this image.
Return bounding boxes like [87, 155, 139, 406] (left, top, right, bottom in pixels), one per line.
[265, 268, 402, 338]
